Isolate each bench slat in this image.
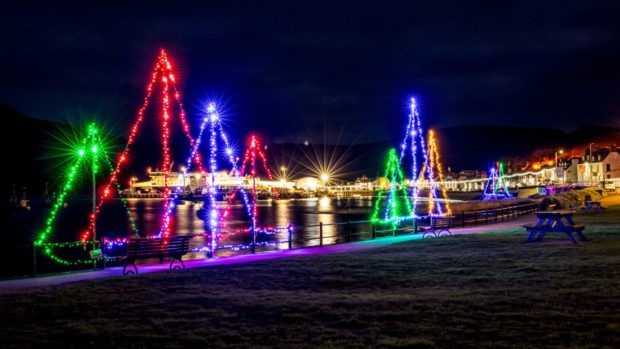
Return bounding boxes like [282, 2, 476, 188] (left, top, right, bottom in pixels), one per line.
[124, 236, 193, 259]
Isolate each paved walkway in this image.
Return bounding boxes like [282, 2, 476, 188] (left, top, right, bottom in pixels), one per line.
[0, 215, 535, 292]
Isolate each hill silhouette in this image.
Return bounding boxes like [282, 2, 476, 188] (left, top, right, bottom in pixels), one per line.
[2, 103, 618, 192]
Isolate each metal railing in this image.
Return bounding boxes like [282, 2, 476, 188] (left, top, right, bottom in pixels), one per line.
[11, 201, 540, 279]
[455, 202, 539, 227]
[214, 202, 540, 253]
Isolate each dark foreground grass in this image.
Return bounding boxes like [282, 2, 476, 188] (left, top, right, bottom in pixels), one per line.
[2, 225, 620, 348]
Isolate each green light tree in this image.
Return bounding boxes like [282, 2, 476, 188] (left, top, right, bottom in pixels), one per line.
[371, 148, 413, 229]
[35, 123, 138, 265]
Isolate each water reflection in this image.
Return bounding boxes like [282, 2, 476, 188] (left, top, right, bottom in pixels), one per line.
[317, 197, 336, 245]
[27, 197, 375, 254]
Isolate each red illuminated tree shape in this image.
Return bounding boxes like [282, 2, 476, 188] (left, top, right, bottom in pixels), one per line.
[81, 49, 203, 242]
[238, 134, 278, 231]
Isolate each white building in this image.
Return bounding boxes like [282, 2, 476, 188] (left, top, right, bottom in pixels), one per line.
[561, 148, 620, 184]
[603, 150, 620, 179]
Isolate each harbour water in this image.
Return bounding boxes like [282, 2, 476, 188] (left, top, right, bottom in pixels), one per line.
[2, 196, 377, 277]
[3, 190, 484, 278]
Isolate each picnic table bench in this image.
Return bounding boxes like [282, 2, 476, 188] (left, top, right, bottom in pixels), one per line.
[582, 195, 606, 213]
[418, 216, 455, 238]
[545, 204, 557, 211]
[121, 235, 193, 275]
[523, 210, 588, 245]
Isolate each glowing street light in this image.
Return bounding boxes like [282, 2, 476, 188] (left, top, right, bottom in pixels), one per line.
[280, 166, 287, 181]
[555, 149, 564, 167]
[321, 173, 329, 187]
[555, 149, 564, 183]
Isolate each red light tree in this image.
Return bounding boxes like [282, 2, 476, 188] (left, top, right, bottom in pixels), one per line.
[81, 49, 203, 242]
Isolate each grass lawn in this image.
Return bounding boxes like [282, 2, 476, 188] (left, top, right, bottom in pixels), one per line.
[1, 208, 620, 348]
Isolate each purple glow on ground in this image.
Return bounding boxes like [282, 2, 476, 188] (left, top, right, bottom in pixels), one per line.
[0, 215, 535, 292]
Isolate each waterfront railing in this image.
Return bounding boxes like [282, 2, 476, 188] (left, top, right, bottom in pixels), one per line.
[10, 202, 539, 278]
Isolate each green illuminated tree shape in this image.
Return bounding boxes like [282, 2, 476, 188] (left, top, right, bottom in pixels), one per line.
[371, 148, 412, 229]
[35, 124, 138, 265]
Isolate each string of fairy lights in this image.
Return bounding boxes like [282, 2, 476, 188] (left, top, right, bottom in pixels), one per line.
[370, 148, 412, 229]
[435, 168, 555, 186]
[81, 49, 204, 243]
[35, 50, 550, 266]
[35, 123, 139, 265]
[482, 162, 514, 200]
[428, 130, 452, 215]
[372, 97, 451, 227]
[100, 153, 140, 237]
[398, 98, 446, 217]
[158, 102, 256, 254]
[239, 135, 278, 229]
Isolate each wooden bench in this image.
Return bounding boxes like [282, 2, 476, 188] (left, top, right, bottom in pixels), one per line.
[121, 235, 193, 275]
[418, 216, 454, 238]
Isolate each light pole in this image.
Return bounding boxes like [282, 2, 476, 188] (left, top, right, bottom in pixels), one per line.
[555, 149, 564, 183]
[588, 142, 595, 184]
[555, 149, 564, 167]
[91, 144, 97, 269]
[280, 166, 287, 192]
[180, 165, 186, 192]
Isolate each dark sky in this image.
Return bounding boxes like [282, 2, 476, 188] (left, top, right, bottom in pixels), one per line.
[2, 1, 620, 144]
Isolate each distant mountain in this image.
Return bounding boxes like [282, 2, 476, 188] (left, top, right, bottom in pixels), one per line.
[3, 103, 619, 191]
[566, 125, 620, 146]
[434, 124, 619, 170]
[1, 104, 71, 194]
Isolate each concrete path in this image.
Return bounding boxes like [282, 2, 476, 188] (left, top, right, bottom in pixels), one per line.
[0, 214, 535, 292]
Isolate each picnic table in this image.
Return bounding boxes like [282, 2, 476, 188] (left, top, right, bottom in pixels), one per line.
[523, 210, 588, 244]
[582, 200, 606, 213]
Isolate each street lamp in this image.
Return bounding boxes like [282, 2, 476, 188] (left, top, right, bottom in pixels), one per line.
[180, 165, 187, 190]
[279, 166, 288, 192]
[554, 149, 564, 184]
[555, 149, 564, 167]
[588, 142, 595, 184]
[321, 173, 329, 187]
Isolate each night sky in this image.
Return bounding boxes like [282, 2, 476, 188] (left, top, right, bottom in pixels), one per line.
[2, 1, 620, 144]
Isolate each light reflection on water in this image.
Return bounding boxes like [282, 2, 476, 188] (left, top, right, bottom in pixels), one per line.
[119, 197, 374, 255]
[5, 196, 375, 276]
[10, 196, 374, 258]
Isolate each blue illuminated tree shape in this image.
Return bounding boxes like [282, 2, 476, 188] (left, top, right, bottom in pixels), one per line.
[399, 97, 447, 217]
[483, 162, 513, 200]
